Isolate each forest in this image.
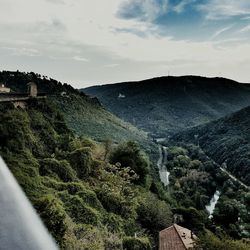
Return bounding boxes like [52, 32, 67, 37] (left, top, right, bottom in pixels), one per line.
[0, 71, 249, 249]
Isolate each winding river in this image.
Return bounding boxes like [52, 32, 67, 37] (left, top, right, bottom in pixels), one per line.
[157, 145, 170, 186]
[206, 190, 221, 219]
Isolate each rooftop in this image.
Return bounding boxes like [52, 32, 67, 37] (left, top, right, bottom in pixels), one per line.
[159, 224, 197, 250]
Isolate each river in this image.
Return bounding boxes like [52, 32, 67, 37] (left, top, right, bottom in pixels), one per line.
[205, 190, 221, 219]
[157, 145, 170, 186]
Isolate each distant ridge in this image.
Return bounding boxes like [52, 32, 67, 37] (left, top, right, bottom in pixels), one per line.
[83, 75, 250, 137]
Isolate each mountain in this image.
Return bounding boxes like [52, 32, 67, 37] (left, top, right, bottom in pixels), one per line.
[83, 75, 250, 137]
[171, 106, 250, 185]
[0, 71, 158, 160]
[1, 71, 250, 249]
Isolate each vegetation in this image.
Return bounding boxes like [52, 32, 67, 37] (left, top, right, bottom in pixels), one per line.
[172, 106, 250, 185]
[0, 70, 158, 161]
[83, 75, 250, 137]
[195, 231, 250, 250]
[0, 100, 172, 249]
[1, 71, 250, 249]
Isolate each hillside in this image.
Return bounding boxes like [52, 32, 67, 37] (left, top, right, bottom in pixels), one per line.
[171, 106, 250, 185]
[83, 76, 250, 137]
[0, 99, 175, 249]
[1, 71, 250, 249]
[0, 71, 158, 160]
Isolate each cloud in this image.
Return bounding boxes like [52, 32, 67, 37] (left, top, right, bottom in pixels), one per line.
[2, 47, 41, 57]
[72, 56, 89, 62]
[173, 0, 196, 14]
[118, 0, 168, 22]
[198, 0, 250, 20]
[45, 0, 65, 4]
[211, 25, 233, 39]
[0, 0, 250, 87]
[239, 24, 250, 33]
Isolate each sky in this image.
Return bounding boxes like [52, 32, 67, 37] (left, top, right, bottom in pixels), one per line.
[0, 0, 250, 87]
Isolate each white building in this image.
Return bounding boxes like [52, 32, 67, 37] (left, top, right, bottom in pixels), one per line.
[0, 84, 11, 93]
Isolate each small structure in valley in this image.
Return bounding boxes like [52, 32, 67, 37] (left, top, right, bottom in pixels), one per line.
[0, 84, 11, 93]
[159, 224, 197, 250]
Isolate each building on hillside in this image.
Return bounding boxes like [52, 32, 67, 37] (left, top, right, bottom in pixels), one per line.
[0, 84, 11, 93]
[0, 82, 46, 108]
[159, 224, 197, 250]
[27, 82, 37, 97]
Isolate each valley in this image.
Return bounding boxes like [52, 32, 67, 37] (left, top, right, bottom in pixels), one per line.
[0, 71, 250, 250]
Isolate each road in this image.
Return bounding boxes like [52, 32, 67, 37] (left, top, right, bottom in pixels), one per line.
[220, 167, 249, 190]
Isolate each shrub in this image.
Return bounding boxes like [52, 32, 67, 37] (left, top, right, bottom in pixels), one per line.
[60, 193, 101, 225]
[110, 141, 150, 184]
[37, 195, 67, 245]
[39, 158, 76, 182]
[68, 147, 93, 178]
[123, 237, 151, 250]
[195, 231, 250, 250]
[137, 193, 172, 234]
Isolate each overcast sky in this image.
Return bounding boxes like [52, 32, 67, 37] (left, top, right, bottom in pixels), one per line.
[0, 0, 250, 87]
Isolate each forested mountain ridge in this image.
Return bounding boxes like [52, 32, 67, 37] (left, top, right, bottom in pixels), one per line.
[0, 71, 158, 160]
[171, 105, 250, 185]
[83, 75, 250, 137]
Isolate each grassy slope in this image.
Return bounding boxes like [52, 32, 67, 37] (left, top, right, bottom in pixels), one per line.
[0, 71, 158, 160]
[83, 75, 250, 137]
[0, 100, 172, 249]
[171, 106, 250, 185]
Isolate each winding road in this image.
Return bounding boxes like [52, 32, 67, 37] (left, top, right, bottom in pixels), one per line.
[220, 167, 249, 190]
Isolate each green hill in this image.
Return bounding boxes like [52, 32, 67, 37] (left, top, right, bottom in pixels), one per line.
[0, 71, 158, 160]
[171, 106, 250, 185]
[1, 71, 249, 249]
[0, 99, 173, 249]
[83, 75, 250, 137]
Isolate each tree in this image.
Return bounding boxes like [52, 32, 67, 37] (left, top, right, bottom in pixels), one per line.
[110, 141, 150, 184]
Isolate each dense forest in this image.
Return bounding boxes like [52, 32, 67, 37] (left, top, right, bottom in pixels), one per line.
[0, 71, 249, 249]
[0, 100, 172, 249]
[172, 106, 250, 185]
[84, 76, 250, 137]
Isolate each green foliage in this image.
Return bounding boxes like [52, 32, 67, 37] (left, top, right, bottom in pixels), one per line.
[110, 141, 150, 184]
[60, 193, 102, 225]
[39, 158, 76, 182]
[172, 207, 206, 233]
[123, 236, 151, 250]
[213, 200, 239, 226]
[137, 192, 172, 234]
[0, 99, 169, 248]
[37, 195, 67, 245]
[195, 231, 250, 250]
[83, 75, 250, 137]
[68, 147, 93, 178]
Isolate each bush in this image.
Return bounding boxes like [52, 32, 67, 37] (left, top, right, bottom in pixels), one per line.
[195, 231, 250, 250]
[60, 193, 101, 225]
[39, 158, 76, 182]
[37, 195, 67, 245]
[123, 237, 151, 250]
[137, 193, 172, 234]
[68, 147, 93, 178]
[110, 141, 150, 184]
